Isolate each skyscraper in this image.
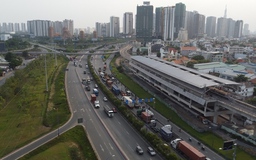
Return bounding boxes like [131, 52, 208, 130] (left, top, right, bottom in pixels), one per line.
[174, 2, 186, 39]
[63, 19, 74, 36]
[227, 18, 236, 38]
[193, 13, 205, 38]
[21, 23, 26, 32]
[234, 20, 243, 38]
[185, 11, 195, 39]
[123, 12, 133, 36]
[110, 16, 120, 37]
[206, 16, 216, 37]
[155, 7, 164, 39]
[136, 1, 153, 43]
[163, 6, 175, 41]
[217, 17, 228, 38]
[243, 23, 249, 36]
[14, 23, 20, 32]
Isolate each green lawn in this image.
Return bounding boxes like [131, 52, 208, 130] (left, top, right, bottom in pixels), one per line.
[0, 55, 70, 158]
[19, 126, 97, 160]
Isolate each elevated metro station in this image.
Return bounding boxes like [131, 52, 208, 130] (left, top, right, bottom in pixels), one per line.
[129, 56, 256, 124]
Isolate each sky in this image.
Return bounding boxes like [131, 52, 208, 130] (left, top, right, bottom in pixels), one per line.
[1, 0, 255, 32]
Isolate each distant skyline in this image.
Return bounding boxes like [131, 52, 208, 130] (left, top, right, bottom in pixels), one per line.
[1, 0, 255, 32]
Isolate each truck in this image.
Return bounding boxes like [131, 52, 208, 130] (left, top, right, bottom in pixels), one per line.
[104, 105, 114, 118]
[123, 96, 134, 109]
[160, 125, 173, 142]
[91, 94, 96, 103]
[93, 88, 99, 96]
[171, 138, 206, 160]
[141, 111, 156, 124]
[106, 80, 113, 87]
[112, 85, 120, 95]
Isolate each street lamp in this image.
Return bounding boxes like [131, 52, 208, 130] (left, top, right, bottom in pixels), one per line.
[105, 154, 115, 160]
[233, 143, 237, 160]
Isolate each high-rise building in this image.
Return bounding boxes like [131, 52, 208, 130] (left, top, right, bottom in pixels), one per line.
[8, 23, 14, 32]
[193, 13, 205, 38]
[163, 6, 175, 41]
[206, 16, 216, 37]
[234, 20, 243, 38]
[123, 12, 133, 36]
[27, 20, 51, 37]
[243, 23, 249, 36]
[53, 21, 63, 36]
[21, 23, 26, 32]
[227, 18, 235, 38]
[95, 22, 102, 37]
[63, 19, 74, 37]
[174, 2, 186, 38]
[2, 23, 7, 33]
[185, 11, 195, 39]
[14, 23, 20, 32]
[155, 7, 164, 39]
[136, 1, 153, 43]
[110, 16, 120, 37]
[217, 17, 228, 38]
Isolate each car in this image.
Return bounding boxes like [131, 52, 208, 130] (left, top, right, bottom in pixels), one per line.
[147, 147, 156, 156]
[103, 97, 108, 102]
[85, 86, 90, 91]
[136, 145, 143, 155]
[151, 127, 160, 133]
[134, 103, 140, 108]
[66, 68, 69, 71]
[95, 84, 98, 88]
[102, 77, 106, 82]
[112, 107, 117, 113]
[83, 71, 86, 74]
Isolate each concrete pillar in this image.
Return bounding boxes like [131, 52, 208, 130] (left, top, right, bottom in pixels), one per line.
[229, 113, 234, 122]
[213, 105, 219, 124]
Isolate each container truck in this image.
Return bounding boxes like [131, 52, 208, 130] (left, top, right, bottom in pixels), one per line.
[93, 88, 99, 96]
[91, 94, 96, 103]
[160, 125, 172, 142]
[104, 105, 114, 118]
[123, 96, 134, 109]
[171, 138, 206, 160]
[112, 85, 120, 95]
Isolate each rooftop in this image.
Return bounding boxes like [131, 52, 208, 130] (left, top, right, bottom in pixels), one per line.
[131, 56, 239, 88]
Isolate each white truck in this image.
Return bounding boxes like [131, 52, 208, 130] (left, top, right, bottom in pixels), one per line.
[123, 96, 134, 108]
[104, 105, 114, 118]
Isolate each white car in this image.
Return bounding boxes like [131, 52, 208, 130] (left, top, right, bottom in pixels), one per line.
[103, 97, 108, 102]
[94, 100, 100, 108]
[147, 147, 156, 156]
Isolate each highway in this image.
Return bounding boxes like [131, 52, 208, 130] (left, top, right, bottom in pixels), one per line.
[81, 55, 162, 160]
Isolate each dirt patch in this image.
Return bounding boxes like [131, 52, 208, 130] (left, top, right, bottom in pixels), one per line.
[115, 57, 123, 66]
[48, 64, 64, 111]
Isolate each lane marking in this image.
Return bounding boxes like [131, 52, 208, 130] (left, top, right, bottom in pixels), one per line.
[100, 144, 104, 152]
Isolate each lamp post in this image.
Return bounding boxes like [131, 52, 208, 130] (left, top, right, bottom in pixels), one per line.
[105, 154, 115, 160]
[233, 143, 237, 160]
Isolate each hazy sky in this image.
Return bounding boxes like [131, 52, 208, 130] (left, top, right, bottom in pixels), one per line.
[1, 0, 255, 32]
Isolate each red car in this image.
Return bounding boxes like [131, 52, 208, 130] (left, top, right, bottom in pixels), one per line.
[112, 108, 117, 113]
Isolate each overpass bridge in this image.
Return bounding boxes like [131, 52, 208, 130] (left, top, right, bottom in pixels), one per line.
[1, 51, 119, 55]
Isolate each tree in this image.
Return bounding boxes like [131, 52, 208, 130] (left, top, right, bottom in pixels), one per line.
[22, 51, 29, 58]
[5, 52, 23, 69]
[9, 56, 22, 69]
[136, 48, 140, 55]
[5, 52, 15, 62]
[192, 55, 204, 61]
[186, 61, 195, 68]
[233, 74, 248, 82]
